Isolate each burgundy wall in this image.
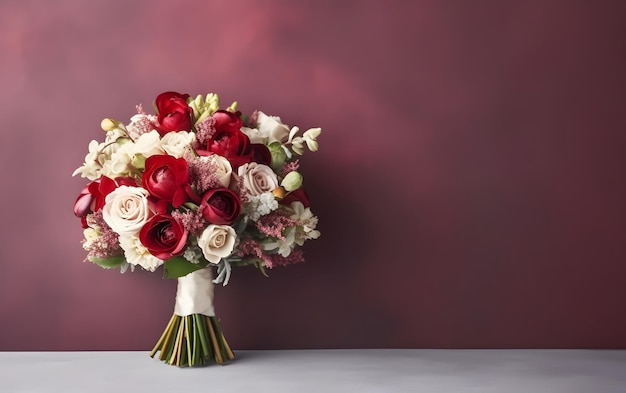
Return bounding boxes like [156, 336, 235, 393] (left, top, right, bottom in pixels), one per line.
[1, 0, 625, 350]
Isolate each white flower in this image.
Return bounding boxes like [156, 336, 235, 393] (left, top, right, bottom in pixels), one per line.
[240, 126, 264, 144]
[237, 162, 279, 196]
[262, 227, 296, 257]
[131, 130, 165, 158]
[161, 131, 195, 158]
[290, 201, 320, 245]
[254, 111, 290, 144]
[82, 227, 99, 250]
[183, 248, 203, 264]
[101, 142, 134, 178]
[208, 154, 233, 188]
[72, 139, 120, 180]
[198, 224, 237, 264]
[102, 186, 155, 236]
[243, 192, 279, 221]
[119, 234, 163, 272]
[104, 126, 128, 143]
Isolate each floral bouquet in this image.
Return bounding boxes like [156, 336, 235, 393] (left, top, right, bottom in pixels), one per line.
[73, 91, 321, 367]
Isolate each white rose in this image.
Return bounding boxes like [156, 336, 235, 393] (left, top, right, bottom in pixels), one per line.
[102, 186, 155, 235]
[161, 131, 195, 158]
[131, 130, 165, 158]
[197, 224, 236, 264]
[237, 162, 279, 196]
[255, 111, 290, 143]
[119, 234, 163, 272]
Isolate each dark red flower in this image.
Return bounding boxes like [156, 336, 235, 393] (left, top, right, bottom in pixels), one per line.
[155, 91, 193, 135]
[212, 110, 243, 130]
[200, 187, 242, 225]
[139, 214, 188, 260]
[198, 110, 276, 170]
[142, 155, 191, 208]
[249, 143, 272, 166]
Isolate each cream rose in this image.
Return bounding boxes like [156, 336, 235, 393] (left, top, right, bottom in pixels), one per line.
[210, 154, 233, 188]
[102, 186, 155, 235]
[237, 162, 279, 196]
[197, 224, 236, 264]
[161, 131, 195, 158]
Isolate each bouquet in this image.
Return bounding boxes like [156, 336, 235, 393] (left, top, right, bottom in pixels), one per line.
[73, 91, 321, 367]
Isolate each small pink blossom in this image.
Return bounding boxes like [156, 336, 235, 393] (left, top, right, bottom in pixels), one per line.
[171, 209, 207, 236]
[256, 210, 297, 240]
[268, 248, 304, 268]
[127, 104, 158, 140]
[237, 238, 272, 266]
[84, 212, 122, 260]
[188, 156, 221, 194]
[194, 117, 216, 147]
[281, 160, 300, 177]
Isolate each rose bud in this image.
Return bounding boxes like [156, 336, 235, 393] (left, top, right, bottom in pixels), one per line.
[281, 171, 303, 192]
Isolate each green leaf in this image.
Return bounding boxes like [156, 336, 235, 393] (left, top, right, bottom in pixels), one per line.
[163, 256, 205, 279]
[233, 216, 249, 234]
[268, 141, 287, 171]
[89, 256, 126, 269]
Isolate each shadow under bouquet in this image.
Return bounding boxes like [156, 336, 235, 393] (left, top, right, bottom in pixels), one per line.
[72, 91, 321, 367]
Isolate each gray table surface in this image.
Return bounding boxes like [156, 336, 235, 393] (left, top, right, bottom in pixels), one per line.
[1, 349, 625, 393]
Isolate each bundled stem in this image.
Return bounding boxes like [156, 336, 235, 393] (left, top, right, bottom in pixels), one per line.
[150, 313, 234, 367]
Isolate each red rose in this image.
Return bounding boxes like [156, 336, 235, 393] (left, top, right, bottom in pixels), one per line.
[212, 110, 243, 130]
[155, 91, 193, 135]
[196, 110, 272, 168]
[206, 125, 252, 168]
[74, 176, 137, 227]
[142, 155, 191, 208]
[200, 187, 242, 225]
[196, 110, 250, 167]
[139, 214, 188, 260]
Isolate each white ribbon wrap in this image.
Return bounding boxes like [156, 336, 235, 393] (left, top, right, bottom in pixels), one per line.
[174, 268, 215, 317]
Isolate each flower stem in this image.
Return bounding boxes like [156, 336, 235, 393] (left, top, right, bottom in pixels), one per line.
[150, 313, 234, 367]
